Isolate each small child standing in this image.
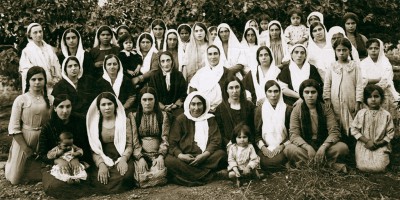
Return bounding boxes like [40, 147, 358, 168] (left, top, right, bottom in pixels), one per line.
[118, 33, 143, 80]
[47, 131, 87, 184]
[351, 85, 395, 172]
[227, 123, 260, 186]
[258, 14, 270, 46]
[284, 9, 308, 49]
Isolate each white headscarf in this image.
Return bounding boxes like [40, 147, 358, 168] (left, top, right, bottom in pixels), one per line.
[241, 27, 260, 72]
[265, 21, 290, 64]
[244, 19, 259, 33]
[288, 44, 311, 93]
[136, 32, 158, 74]
[61, 56, 84, 90]
[60, 29, 85, 69]
[261, 83, 287, 151]
[251, 46, 281, 102]
[86, 92, 127, 167]
[93, 25, 118, 48]
[361, 39, 400, 99]
[327, 26, 360, 62]
[150, 19, 168, 51]
[184, 92, 214, 152]
[163, 29, 185, 72]
[307, 12, 324, 27]
[189, 45, 225, 110]
[101, 55, 124, 97]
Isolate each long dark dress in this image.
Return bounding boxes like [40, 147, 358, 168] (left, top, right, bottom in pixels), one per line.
[214, 100, 255, 148]
[118, 51, 143, 79]
[52, 75, 96, 116]
[165, 114, 227, 186]
[38, 113, 93, 198]
[95, 75, 136, 109]
[57, 51, 95, 78]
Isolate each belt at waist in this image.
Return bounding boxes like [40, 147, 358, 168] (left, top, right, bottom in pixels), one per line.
[22, 124, 42, 131]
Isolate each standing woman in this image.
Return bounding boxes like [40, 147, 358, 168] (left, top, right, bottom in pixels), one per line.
[6, 66, 53, 184]
[241, 27, 260, 73]
[277, 44, 323, 106]
[149, 51, 187, 116]
[165, 92, 227, 186]
[130, 87, 170, 188]
[96, 55, 135, 110]
[52, 56, 96, 116]
[182, 22, 211, 81]
[215, 76, 255, 150]
[342, 12, 368, 60]
[86, 92, 135, 193]
[163, 29, 185, 71]
[115, 25, 130, 40]
[20, 23, 61, 93]
[150, 19, 168, 51]
[255, 80, 292, 170]
[243, 46, 281, 106]
[134, 32, 159, 86]
[58, 28, 95, 78]
[208, 26, 218, 43]
[264, 21, 290, 69]
[89, 25, 119, 80]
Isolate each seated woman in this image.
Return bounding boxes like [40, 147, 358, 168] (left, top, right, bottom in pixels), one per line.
[285, 79, 349, 171]
[243, 46, 281, 106]
[254, 80, 292, 170]
[86, 92, 135, 193]
[277, 44, 322, 106]
[38, 94, 93, 198]
[165, 92, 227, 186]
[133, 32, 159, 87]
[130, 87, 170, 188]
[189, 45, 232, 111]
[96, 54, 135, 111]
[149, 51, 187, 117]
[52, 56, 96, 116]
[215, 76, 255, 149]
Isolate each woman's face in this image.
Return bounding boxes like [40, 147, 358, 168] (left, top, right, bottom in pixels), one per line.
[99, 98, 116, 118]
[140, 38, 152, 52]
[303, 86, 318, 106]
[210, 30, 217, 41]
[30, 26, 43, 43]
[179, 29, 190, 42]
[153, 25, 165, 39]
[54, 100, 72, 121]
[258, 49, 271, 67]
[245, 29, 256, 44]
[167, 33, 178, 49]
[189, 97, 204, 118]
[105, 57, 119, 77]
[141, 93, 155, 113]
[291, 46, 306, 66]
[345, 18, 357, 33]
[219, 27, 230, 43]
[207, 47, 220, 66]
[66, 59, 80, 78]
[260, 20, 269, 31]
[266, 85, 280, 106]
[308, 16, 320, 25]
[367, 42, 380, 61]
[117, 28, 129, 38]
[331, 33, 344, 44]
[312, 25, 325, 42]
[227, 80, 241, 101]
[249, 21, 258, 29]
[159, 54, 173, 72]
[99, 30, 112, 45]
[29, 73, 45, 92]
[65, 32, 78, 49]
[269, 24, 281, 40]
[194, 25, 206, 41]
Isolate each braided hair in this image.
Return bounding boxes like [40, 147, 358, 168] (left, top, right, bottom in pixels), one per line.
[25, 66, 50, 108]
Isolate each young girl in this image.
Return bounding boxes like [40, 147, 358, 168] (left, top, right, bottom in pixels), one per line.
[323, 37, 363, 138]
[259, 14, 270, 46]
[351, 85, 395, 172]
[47, 131, 88, 183]
[284, 9, 308, 49]
[118, 33, 143, 80]
[227, 122, 260, 186]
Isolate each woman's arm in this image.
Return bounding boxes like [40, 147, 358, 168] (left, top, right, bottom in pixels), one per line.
[204, 118, 222, 154]
[158, 112, 170, 157]
[169, 116, 184, 157]
[129, 113, 143, 160]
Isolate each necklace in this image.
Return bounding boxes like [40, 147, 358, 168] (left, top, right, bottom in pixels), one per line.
[29, 91, 42, 101]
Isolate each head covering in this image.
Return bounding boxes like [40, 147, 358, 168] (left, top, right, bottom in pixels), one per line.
[213, 23, 244, 68]
[241, 27, 260, 72]
[306, 12, 324, 27]
[265, 20, 290, 65]
[163, 29, 185, 71]
[86, 92, 127, 167]
[244, 19, 259, 32]
[150, 19, 168, 50]
[102, 56, 124, 97]
[327, 26, 360, 62]
[60, 29, 85, 69]
[136, 32, 158, 74]
[93, 25, 118, 48]
[307, 23, 335, 74]
[184, 91, 214, 152]
[261, 84, 287, 152]
[288, 44, 311, 93]
[61, 56, 83, 89]
[26, 23, 41, 41]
